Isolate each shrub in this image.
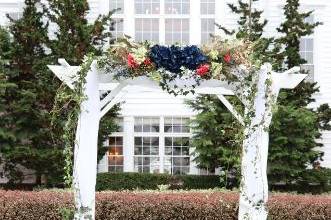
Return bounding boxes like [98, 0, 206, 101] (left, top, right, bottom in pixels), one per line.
[269, 168, 331, 194]
[96, 172, 170, 191]
[0, 190, 330, 220]
[96, 173, 221, 191]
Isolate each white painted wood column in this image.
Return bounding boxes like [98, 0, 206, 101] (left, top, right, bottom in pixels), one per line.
[73, 62, 100, 220]
[124, 0, 135, 38]
[159, 116, 165, 173]
[238, 64, 274, 220]
[190, 0, 200, 44]
[123, 116, 135, 172]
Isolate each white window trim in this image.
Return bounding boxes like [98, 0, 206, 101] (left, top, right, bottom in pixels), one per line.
[105, 0, 220, 45]
[131, 116, 192, 174]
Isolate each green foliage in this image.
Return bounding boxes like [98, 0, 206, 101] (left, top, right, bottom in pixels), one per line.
[186, 95, 242, 187]
[96, 172, 222, 191]
[0, 0, 120, 186]
[228, 0, 266, 41]
[268, 0, 331, 184]
[46, 0, 119, 187]
[47, 0, 115, 65]
[188, 0, 267, 187]
[298, 168, 331, 193]
[224, 0, 280, 65]
[59, 207, 75, 220]
[190, 0, 331, 188]
[0, 0, 64, 185]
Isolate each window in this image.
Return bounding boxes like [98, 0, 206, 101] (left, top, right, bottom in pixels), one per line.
[109, 0, 124, 14]
[300, 15, 315, 82]
[164, 117, 190, 133]
[110, 18, 124, 40]
[108, 137, 124, 172]
[134, 117, 160, 132]
[164, 137, 190, 174]
[135, 18, 159, 43]
[300, 38, 314, 80]
[165, 0, 190, 14]
[201, 18, 215, 44]
[165, 18, 189, 45]
[132, 116, 190, 174]
[200, 0, 215, 15]
[6, 12, 22, 21]
[134, 137, 160, 173]
[135, 0, 160, 14]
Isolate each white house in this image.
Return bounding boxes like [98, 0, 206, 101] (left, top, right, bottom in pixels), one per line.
[0, 0, 330, 179]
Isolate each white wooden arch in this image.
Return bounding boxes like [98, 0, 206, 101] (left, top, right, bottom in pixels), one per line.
[48, 59, 306, 220]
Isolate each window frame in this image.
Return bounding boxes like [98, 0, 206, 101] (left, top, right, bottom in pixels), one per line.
[300, 14, 316, 82]
[132, 116, 192, 174]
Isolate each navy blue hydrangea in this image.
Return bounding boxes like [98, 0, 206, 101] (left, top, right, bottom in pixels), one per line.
[149, 45, 207, 73]
[181, 45, 207, 70]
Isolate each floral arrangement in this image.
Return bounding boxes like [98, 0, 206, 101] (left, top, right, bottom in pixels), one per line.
[97, 36, 255, 95]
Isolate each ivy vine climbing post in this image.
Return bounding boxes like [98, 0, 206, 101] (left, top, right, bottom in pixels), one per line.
[235, 64, 305, 220]
[72, 61, 100, 219]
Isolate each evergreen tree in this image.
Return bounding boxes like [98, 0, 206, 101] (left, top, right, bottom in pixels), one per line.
[186, 96, 242, 186]
[190, 0, 331, 186]
[0, 0, 64, 185]
[47, 0, 115, 64]
[46, 0, 120, 185]
[188, 0, 268, 183]
[219, 0, 280, 65]
[268, 0, 331, 183]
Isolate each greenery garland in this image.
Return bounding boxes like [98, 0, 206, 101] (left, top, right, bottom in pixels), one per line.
[51, 54, 94, 187]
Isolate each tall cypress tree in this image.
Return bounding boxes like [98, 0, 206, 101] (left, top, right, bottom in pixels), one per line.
[268, 0, 331, 183]
[0, 0, 64, 185]
[47, 0, 115, 64]
[0, 27, 17, 154]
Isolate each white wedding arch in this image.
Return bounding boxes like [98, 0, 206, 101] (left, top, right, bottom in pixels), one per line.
[49, 58, 305, 220]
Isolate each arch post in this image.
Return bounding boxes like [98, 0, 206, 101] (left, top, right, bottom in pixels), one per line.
[72, 62, 100, 219]
[238, 65, 274, 220]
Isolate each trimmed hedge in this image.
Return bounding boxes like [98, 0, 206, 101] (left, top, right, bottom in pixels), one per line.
[0, 190, 330, 220]
[96, 172, 222, 191]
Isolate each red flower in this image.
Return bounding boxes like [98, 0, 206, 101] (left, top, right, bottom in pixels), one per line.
[196, 64, 210, 76]
[127, 53, 139, 68]
[223, 53, 232, 64]
[143, 58, 152, 66]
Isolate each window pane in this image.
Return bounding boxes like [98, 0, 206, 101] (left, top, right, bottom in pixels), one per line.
[135, 19, 160, 43]
[110, 0, 124, 14]
[135, 0, 160, 14]
[174, 147, 181, 155]
[201, 18, 215, 44]
[135, 137, 142, 146]
[165, 137, 172, 146]
[114, 117, 124, 132]
[306, 39, 314, 51]
[165, 0, 190, 14]
[201, 0, 215, 15]
[164, 117, 190, 133]
[109, 137, 116, 146]
[182, 147, 189, 155]
[143, 147, 151, 155]
[116, 137, 123, 145]
[165, 19, 190, 45]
